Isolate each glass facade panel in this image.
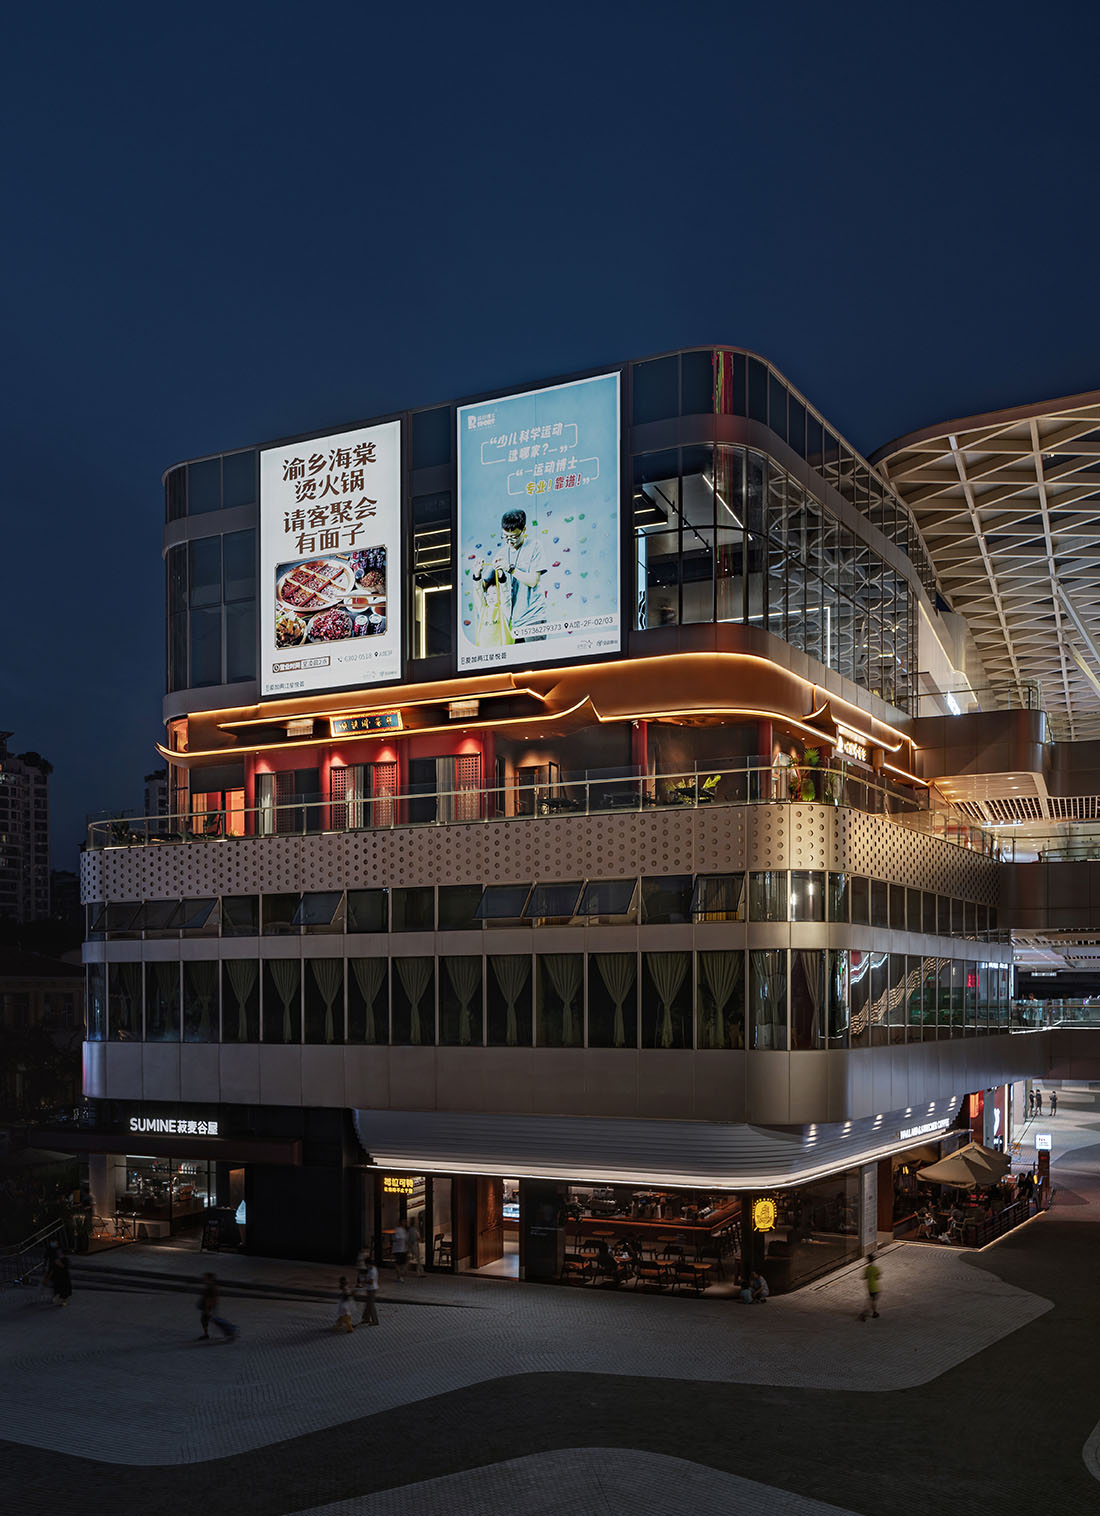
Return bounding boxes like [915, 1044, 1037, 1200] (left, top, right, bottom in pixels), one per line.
[439, 956, 483, 1045]
[145, 962, 180, 1042]
[182, 960, 219, 1042]
[790, 871, 825, 922]
[86, 964, 106, 1041]
[632, 356, 678, 424]
[348, 889, 388, 933]
[692, 874, 744, 921]
[790, 949, 825, 1049]
[392, 887, 435, 931]
[108, 963, 142, 1041]
[749, 949, 787, 1049]
[222, 450, 257, 508]
[642, 876, 693, 924]
[262, 960, 301, 1043]
[438, 884, 483, 931]
[697, 949, 744, 1048]
[262, 894, 300, 935]
[634, 450, 681, 628]
[641, 951, 692, 1048]
[536, 954, 584, 1047]
[392, 958, 435, 1045]
[304, 958, 346, 1043]
[188, 606, 222, 687]
[222, 959, 259, 1041]
[348, 959, 388, 1043]
[849, 949, 870, 1048]
[222, 895, 258, 937]
[487, 955, 532, 1045]
[749, 871, 787, 921]
[828, 872, 849, 922]
[588, 953, 638, 1048]
[826, 949, 849, 1047]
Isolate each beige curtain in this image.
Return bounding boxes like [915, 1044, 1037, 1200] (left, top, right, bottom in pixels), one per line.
[595, 953, 635, 1048]
[700, 950, 743, 1049]
[111, 962, 142, 1039]
[795, 950, 824, 1047]
[645, 953, 688, 1048]
[543, 954, 582, 1045]
[491, 956, 530, 1046]
[269, 959, 300, 1043]
[309, 958, 344, 1044]
[445, 957, 481, 1045]
[395, 958, 433, 1045]
[351, 958, 386, 1042]
[226, 959, 258, 1041]
[185, 959, 218, 1040]
[750, 950, 786, 1049]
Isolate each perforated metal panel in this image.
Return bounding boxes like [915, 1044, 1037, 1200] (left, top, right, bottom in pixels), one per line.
[84, 804, 999, 905]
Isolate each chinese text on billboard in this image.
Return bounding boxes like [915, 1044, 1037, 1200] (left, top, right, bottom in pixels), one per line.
[457, 373, 620, 670]
[259, 421, 401, 696]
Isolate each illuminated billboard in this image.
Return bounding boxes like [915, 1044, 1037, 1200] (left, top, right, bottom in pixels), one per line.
[259, 420, 401, 697]
[457, 372, 620, 671]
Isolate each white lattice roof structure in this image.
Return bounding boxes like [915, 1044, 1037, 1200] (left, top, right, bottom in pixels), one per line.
[873, 390, 1100, 741]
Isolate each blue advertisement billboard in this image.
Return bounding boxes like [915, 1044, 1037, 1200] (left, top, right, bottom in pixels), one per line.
[456, 372, 621, 671]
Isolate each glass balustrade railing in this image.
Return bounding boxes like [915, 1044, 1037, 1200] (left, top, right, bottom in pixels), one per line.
[86, 760, 993, 856]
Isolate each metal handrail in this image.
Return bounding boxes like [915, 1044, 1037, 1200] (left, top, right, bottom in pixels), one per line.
[0, 1218, 71, 1288]
[86, 760, 994, 857]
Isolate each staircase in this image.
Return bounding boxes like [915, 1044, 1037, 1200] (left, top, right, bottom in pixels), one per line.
[0, 1219, 71, 1288]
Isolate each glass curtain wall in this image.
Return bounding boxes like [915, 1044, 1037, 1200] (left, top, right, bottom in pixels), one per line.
[632, 443, 914, 707]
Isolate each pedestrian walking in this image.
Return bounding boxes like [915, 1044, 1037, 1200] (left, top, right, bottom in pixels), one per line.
[50, 1255, 72, 1308]
[406, 1219, 423, 1277]
[1050, 1090, 1058, 1116]
[335, 1276, 355, 1333]
[859, 1252, 881, 1320]
[1034, 1089, 1043, 1117]
[391, 1221, 408, 1282]
[200, 1272, 238, 1341]
[359, 1260, 379, 1326]
[1027, 1089, 1034, 1118]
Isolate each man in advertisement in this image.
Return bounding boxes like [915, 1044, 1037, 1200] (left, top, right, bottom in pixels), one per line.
[472, 509, 547, 646]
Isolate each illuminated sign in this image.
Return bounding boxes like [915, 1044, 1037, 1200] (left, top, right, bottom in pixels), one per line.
[259, 420, 402, 697]
[1035, 1133, 1052, 1151]
[898, 1118, 950, 1140]
[836, 736, 869, 763]
[752, 1197, 777, 1233]
[330, 711, 402, 736]
[457, 372, 621, 672]
[382, 1174, 416, 1194]
[129, 1116, 219, 1136]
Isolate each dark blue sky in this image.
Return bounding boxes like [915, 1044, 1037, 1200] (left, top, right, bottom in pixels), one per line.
[3, 1, 1098, 866]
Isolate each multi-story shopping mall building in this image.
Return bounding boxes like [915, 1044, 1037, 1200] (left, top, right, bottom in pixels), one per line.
[62, 348, 1100, 1286]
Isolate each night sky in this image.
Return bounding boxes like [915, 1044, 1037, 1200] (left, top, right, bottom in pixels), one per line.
[4, 1, 1098, 868]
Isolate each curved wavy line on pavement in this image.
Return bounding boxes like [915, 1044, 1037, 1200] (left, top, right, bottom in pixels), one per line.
[282, 1448, 863, 1516]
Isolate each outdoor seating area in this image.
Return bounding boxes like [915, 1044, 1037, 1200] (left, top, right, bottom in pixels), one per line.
[899, 1142, 1040, 1247]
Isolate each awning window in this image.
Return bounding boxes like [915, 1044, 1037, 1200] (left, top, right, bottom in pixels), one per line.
[475, 884, 533, 920]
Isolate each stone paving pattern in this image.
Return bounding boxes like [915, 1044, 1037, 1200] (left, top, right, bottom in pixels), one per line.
[3, 1102, 1099, 1514]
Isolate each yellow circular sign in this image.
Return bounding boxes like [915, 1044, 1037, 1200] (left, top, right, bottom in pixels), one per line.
[752, 1198, 777, 1233]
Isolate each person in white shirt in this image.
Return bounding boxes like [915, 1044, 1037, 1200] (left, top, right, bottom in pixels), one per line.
[391, 1222, 408, 1281]
[473, 509, 547, 644]
[358, 1261, 379, 1326]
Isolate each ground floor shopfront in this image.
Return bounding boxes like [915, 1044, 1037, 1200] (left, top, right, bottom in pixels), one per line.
[364, 1169, 870, 1294]
[36, 1093, 985, 1292]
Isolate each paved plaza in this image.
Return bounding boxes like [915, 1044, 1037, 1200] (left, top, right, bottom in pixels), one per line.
[3, 1104, 1099, 1514]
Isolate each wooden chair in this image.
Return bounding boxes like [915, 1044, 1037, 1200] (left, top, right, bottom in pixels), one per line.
[434, 1232, 453, 1267]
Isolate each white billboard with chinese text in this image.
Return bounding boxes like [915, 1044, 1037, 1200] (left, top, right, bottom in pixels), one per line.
[457, 372, 620, 671]
[259, 421, 401, 696]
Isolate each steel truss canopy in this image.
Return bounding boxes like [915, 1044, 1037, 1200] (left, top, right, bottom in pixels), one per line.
[873, 390, 1100, 741]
